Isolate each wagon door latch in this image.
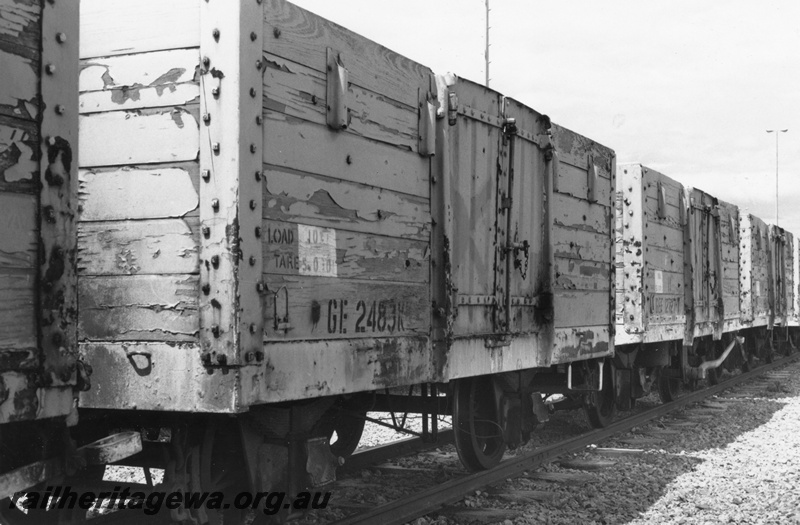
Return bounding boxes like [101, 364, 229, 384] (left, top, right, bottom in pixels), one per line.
[272, 286, 293, 334]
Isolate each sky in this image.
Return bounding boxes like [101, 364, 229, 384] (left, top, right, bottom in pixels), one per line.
[290, 0, 800, 234]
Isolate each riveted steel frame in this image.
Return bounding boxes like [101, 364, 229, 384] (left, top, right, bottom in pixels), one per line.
[616, 164, 645, 344]
[37, 0, 80, 414]
[199, 0, 264, 368]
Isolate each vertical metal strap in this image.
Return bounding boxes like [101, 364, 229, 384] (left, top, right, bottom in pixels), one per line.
[39, 0, 80, 391]
[199, 0, 265, 367]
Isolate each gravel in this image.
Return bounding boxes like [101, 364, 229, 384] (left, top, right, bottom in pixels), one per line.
[409, 360, 800, 525]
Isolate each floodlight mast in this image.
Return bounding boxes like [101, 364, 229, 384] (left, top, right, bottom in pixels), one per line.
[766, 128, 788, 226]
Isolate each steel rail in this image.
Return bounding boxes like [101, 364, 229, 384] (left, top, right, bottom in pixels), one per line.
[341, 429, 454, 473]
[333, 352, 800, 525]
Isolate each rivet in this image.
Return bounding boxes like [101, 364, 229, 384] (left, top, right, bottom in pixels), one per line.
[255, 60, 262, 70]
[211, 199, 220, 211]
[202, 56, 210, 68]
[250, 324, 257, 334]
[245, 351, 254, 362]
[255, 227, 262, 238]
[311, 95, 317, 105]
[202, 226, 210, 237]
[255, 351, 264, 362]
[212, 326, 220, 338]
[249, 199, 256, 210]
[212, 142, 220, 154]
[273, 27, 281, 38]
[56, 32, 66, 43]
[250, 87, 256, 98]
[55, 104, 64, 115]
[216, 354, 227, 365]
[212, 87, 220, 97]
[211, 255, 220, 268]
[202, 169, 211, 181]
[255, 115, 262, 126]
[202, 284, 210, 295]
[256, 282, 265, 293]
[250, 144, 257, 153]
[202, 113, 211, 123]
[255, 170, 262, 182]
[346, 155, 352, 165]
[212, 28, 220, 41]
[249, 256, 256, 266]
[45, 64, 55, 75]
[250, 31, 258, 41]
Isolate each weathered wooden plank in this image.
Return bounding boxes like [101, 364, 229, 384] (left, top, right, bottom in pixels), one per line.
[0, 50, 38, 120]
[0, 115, 37, 187]
[261, 276, 429, 340]
[554, 258, 611, 292]
[646, 223, 684, 252]
[80, 49, 200, 113]
[263, 0, 431, 108]
[79, 164, 199, 221]
[0, 272, 36, 355]
[643, 269, 683, 295]
[78, 218, 199, 276]
[80, 108, 199, 167]
[263, 53, 419, 152]
[552, 123, 614, 181]
[552, 193, 611, 235]
[262, 219, 428, 283]
[263, 168, 430, 241]
[78, 274, 199, 341]
[0, 192, 36, 269]
[80, 0, 200, 59]
[554, 290, 609, 328]
[553, 229, 611, 263]
[263, 112, 428, 198]
[0, 0, 40, 51]
[556, 160, 611, 204]
[645, 246, 684, 274]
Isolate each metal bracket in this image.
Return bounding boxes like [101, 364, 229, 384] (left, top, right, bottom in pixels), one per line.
[418, 89, 436, 156]
[326, 48, 348, 130]
[587, 155, 599, 203]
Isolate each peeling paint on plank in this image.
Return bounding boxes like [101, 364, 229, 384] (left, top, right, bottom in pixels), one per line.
[0, 192, 36, 268]
[262, 219, 428, 283]
[0, 51, 39, 120]
[262, 52, 419, 152]
[0, 117, 37, 183]
[263, 113, 429, 198]
[78, 218, 199, 275]
[0, 273, 36, 354]
[263, 168, 430, 241]
[79, 274, 199, 341]
[79, 166, 199, 221]
[79, 108, 199, 167]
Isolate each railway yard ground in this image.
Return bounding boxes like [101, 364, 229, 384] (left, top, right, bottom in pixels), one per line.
[293, 357, 800, 525]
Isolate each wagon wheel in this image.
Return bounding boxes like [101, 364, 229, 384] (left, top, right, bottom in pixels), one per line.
[315, 405, 367, 459]
[161, 422, 253, 525]
[657, 366, 681, 403]
[582, 359, 616, 428]
[452, 376, 506, 472]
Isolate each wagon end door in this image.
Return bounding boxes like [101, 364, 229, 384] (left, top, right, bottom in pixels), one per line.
[439, 77, 505, 336]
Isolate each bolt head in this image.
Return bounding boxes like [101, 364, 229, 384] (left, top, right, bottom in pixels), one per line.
[249, 199, 257, 210]
[255, 115, 263, 126]
[56, 32, 66, 43]
[202, 113, 211, 123]
[250, 31, 258, 41]
[55, 104, 65, 115]
[249, 256, 257, 266]
[202, 169, 211, 181]
[211, 198, 220, 210]
[45, 64, 55, 75]
[255, 227, 262, 238]
[212, 28, 220, 40]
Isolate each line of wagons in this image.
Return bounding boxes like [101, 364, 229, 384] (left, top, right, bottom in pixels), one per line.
[1, 0, 797, 523]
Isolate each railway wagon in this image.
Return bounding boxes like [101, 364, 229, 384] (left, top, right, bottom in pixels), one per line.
[0, 0, 142, 515]
[615, 163, 798, 408]
[70, 0, 616, 509]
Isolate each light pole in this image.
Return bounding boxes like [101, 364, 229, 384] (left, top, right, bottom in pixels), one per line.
[766, 128, 788, 226]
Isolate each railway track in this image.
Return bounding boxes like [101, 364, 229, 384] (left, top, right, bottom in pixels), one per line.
[332, 353, 800, 525]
